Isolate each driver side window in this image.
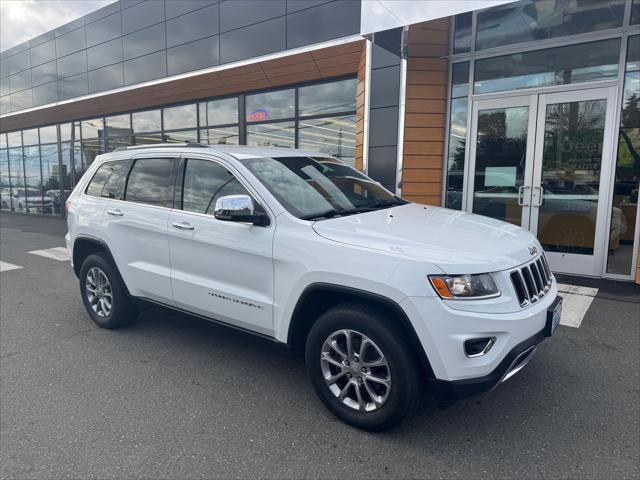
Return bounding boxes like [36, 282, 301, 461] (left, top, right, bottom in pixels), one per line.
[182, 159, 250, 215]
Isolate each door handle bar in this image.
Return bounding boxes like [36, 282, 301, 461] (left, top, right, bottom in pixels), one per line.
[172, 222, 195, 230]
[106, 209, 123, 216]
[517, 186, 530, 206]
[533, 185, 544, 207]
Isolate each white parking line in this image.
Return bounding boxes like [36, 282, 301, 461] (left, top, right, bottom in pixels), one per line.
[556, 283, 598, 328]
[0, 261, 23, 272]
[28, 247, 70, 262]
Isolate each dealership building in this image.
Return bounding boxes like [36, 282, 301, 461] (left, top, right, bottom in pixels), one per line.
[0, 0, 638, 283]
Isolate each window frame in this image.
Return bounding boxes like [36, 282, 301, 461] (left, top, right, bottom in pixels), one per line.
[84, 158, 130, 199]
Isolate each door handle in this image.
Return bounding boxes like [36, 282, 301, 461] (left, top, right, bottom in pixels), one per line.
[172, 222, 195, 231]
[517, 186, 530, 206]
[106, 209, 123, 216]
[533, 186, 544, 207]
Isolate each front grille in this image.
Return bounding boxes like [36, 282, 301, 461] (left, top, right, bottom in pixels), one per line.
[509, 255, 553, 307]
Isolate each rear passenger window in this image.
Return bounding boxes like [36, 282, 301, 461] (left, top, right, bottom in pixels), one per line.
[85, 160, 126, 198]
[124, 158, 174, 207]
[182, 159, 250, 215]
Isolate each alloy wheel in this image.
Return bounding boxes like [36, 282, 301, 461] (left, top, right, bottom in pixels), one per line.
[85, 267, 113, 317]
[320, 329, 391, 412]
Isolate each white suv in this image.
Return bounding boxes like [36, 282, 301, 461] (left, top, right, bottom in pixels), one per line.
[66, 144, 561, 431]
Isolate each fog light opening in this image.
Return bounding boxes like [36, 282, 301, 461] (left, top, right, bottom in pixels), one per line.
[464, 337, 496, 358]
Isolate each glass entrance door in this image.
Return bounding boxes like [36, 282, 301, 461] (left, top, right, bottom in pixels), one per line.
[467, 87, 617, 276]
[529, 87, 617, 276]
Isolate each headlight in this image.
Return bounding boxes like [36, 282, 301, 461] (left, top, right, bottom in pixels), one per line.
[429, 273, 500, 299]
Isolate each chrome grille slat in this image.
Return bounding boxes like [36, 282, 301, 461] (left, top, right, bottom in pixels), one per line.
[510, 254, 553, 308]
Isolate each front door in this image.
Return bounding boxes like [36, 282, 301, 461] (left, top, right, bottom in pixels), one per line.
[467, 86, 617, 276]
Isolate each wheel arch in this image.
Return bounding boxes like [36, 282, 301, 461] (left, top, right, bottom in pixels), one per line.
[72, 236, 131, 297]
[287, 283, 436, 379]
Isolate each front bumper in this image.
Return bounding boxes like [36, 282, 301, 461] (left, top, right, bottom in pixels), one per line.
[427, 327, 546, 407]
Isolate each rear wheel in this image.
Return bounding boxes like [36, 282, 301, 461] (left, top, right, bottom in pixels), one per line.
[79, 253, 137, 329]
[305, 302, 422, 431]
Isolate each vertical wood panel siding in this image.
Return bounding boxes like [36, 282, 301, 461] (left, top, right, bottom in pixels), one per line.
[402, 18, 450, 206]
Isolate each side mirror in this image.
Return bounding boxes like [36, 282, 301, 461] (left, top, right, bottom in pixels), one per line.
[214, 194, 269, 226]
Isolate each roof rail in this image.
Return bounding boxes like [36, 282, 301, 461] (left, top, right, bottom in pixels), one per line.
[113, 142, 209, 152]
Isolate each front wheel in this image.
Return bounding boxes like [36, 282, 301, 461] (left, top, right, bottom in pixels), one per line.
[305, 302, 422, 431]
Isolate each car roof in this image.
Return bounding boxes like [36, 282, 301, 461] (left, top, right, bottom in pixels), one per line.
[106, 143, 333, 161]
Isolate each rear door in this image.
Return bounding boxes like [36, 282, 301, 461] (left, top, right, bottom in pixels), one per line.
[101, 154, 178, 303]
[168, 155, 275, 335]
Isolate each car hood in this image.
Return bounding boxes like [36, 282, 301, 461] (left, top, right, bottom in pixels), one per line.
[312, 203, 540, 273]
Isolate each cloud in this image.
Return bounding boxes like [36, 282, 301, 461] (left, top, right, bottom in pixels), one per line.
[1, 0, 116, 52]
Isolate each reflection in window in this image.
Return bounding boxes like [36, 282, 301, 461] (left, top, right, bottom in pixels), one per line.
[607, 36, 640, 275]
[80, 118, 105, 175]
[199, 97, 238, 126]
[125, 158, 174, 207]
[298, 79, 356, 117]
[298, 115, 356, 166]
[105, 114, 132, 152]
[246, 89, 295, 122]
[633, 0, 640, 25]
[23, 145, 45, 215]
[22, 129, 39, 146]
[453, 12, 472, 54]
[41, 143, 61, 215]
[199, 127, 239, 145]
[182, 159, 248, 214]
[445, 62, 470, 210]
[476, 0, 625, 50]
[163, 104, 197, 130]
[247, 122, 295, 148]
[133, 109, 162, 133]
[0, 149, 10, 211]
[474, 39, 621, 94]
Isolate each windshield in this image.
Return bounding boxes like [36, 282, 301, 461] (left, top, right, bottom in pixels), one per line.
[239, 156, 406, 220]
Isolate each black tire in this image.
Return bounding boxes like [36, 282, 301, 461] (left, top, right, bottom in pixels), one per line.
[79, 252, 137, 329]
[305, 301, 422, 431]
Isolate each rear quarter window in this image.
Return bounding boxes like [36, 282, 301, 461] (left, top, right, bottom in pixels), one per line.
[124, 157, 175, 207]
[85, 160, 127, 198]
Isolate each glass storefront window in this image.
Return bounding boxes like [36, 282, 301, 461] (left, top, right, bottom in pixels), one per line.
[632, 0, 640, 25]
[0, 148, 10, 211]
[22, 128, 39, 146]
[246, 89, 295, 122]
[445, 62, 470, 210]
[199, 127, 239, 145]
[23, 145, 44, 215]
[39, 125, 57, 144]
[81, 118, 104, 140]
[298, 79, 356, 117]
[105, 114, 132, 152]
[40, 143, 62, 215]
[474, 39, 621, 94]
[476, 0, 625, 51]
[132, 109, 162, 133]
[163, 104, 197, 130]
[444, 98, 469, 210]
[247, 122, 295, 148]
[199, 98, 238, 126]
[607, 35, 640, 275]
[453, 12, 472, 54]
[298, 115, 356, 166]
[8, 148, 25, 212]
[0, 77, 356, 216]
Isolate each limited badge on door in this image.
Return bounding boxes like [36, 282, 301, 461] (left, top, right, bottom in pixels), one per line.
[545, 297, 562, 337]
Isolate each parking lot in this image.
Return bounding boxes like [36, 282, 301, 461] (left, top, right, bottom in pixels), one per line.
[1, 212, 639, 479]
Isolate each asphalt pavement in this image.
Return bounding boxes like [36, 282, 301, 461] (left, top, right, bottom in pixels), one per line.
[1, 212, 639, 479]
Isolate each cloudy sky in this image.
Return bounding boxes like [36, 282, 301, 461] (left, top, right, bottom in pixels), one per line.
[1, 0, 116, 51]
